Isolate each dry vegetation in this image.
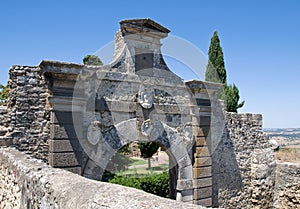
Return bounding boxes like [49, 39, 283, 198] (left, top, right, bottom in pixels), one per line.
[275, 147, 300, 162]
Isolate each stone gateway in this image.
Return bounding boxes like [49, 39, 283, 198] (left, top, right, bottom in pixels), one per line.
[0, 19, 296, 209]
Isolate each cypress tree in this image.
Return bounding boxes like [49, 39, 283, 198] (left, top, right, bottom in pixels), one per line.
[205, 31, 245, 112]
[205, 31, 227, 84]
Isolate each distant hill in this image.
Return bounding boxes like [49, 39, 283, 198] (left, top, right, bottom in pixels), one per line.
[264, 128, 300, 141]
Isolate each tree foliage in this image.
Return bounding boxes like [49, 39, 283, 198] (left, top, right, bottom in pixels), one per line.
[138, 142, 159, 169]
[83, 55, 103, 66]
[205, 31, 244, 112]
[0, 84, 9, 105]
[222, 84, 245, 113]
[205, 31, 227, 84]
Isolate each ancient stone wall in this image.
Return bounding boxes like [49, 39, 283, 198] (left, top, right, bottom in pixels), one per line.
[212, 112, 276, 208]
[0, 106, 11, 146]
[6, 66, 50, 161]
[273, 162, 300, 208]
[0, 147, 206, 209]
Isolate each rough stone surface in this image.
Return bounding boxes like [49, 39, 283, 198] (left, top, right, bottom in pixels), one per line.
[212, 112, 276, 209]
[0, 106, 12, 146]
[5, 66, 50, 161]
[0, 147, 206, 209]
[273, 162, 300, 208]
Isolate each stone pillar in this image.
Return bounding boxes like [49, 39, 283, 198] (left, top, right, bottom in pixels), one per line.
[41, 61, 85, 175]
[185, 80, 223, 207]
[193, 111, 213, 207]
[48, 103, 83, 174]
[47, 90, 86, 174]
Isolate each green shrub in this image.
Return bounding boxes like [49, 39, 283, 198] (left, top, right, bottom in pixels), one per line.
[109, 172, 169, 198]
[109, 175, 141, 189]
[140, 172, 169, 198]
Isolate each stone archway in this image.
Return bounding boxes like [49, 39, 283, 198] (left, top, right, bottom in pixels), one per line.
[79, 118, 194, 201]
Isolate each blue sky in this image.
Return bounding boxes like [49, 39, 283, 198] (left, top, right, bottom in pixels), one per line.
[0, 1, 299, 128]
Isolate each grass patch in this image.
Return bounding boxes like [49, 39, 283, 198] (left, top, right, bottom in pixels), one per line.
[117, 163, 169, 176]
[147, 164, 168, 171]
[275, 147, 300, 162]
[130, 158, 148, 166]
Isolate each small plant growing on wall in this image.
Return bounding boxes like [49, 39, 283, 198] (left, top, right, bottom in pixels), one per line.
[83, 55, 103, 66]
[0, 84, 9, 105]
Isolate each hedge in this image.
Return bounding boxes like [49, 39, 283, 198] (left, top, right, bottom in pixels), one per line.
[109, 172, 169, 198]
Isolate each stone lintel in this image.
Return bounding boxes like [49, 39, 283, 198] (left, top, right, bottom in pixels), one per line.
[39, 60, 83, 75]
[120, 18, 170, 34]
[48, 96, 86, 112]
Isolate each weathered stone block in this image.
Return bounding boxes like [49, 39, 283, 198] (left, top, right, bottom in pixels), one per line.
[177, 154, 192, 169]
[194, 157, 212, 167]
[48, 152, 81, 167]
[176, 179, 193, 191]
[178, 165, 193, 179]
[195, 137, 207, 146]
[194, 147, 210, 157]
[199, 116, 211, 127]
[51, 111, 83, 125]
[194, 197, 212, 207]
[193, 177, 212, 188]
[180, 189, 194, 202]
[194, 186, 212, 199]
[196, 128, 210, 137]
[50, 124, 83, 139]
[193, 167, 211, 178]
[49, 140, 81, 152]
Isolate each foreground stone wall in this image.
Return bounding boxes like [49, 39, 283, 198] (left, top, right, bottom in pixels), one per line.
[273, 162, 300, 208]
[6, 66, 50, 161]
[0, 106, 11, 146]
[212, 113, 276, 208]
[0, 147, 206, 209]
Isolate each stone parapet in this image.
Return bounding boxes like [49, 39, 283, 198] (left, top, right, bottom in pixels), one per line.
[0, 147, 207, 209]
